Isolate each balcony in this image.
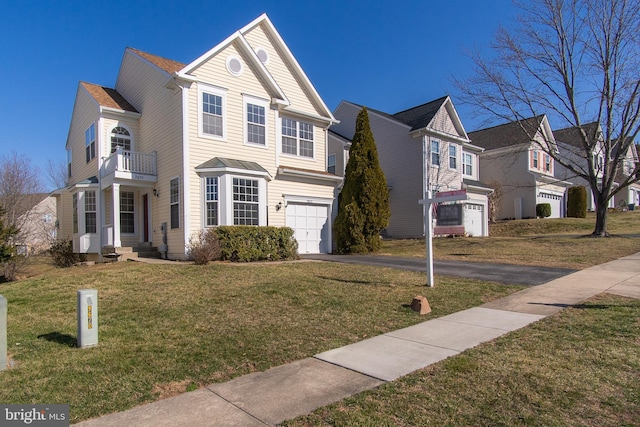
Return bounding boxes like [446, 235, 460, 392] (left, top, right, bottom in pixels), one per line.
[100, 148, 157, 185]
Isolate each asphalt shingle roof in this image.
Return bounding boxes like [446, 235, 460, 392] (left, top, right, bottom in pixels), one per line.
[128, 48, 186, 74]
[391, 96, 448, 131]
[468, 116, 546, 150]
[80, 82, 138, 113]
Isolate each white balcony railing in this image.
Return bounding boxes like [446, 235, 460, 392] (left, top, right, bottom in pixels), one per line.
[101, 148, 157, 179]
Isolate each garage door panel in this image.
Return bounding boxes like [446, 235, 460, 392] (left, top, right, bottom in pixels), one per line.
[286, 203, 329, 254]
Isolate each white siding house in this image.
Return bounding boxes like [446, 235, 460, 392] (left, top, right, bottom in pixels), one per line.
[329, 96, 491, 238]
[56, 14, 341, 260]
[469, 115, 572, 220]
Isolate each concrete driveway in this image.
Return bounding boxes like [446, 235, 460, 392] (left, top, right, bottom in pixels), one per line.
[301, 254, 576, 286]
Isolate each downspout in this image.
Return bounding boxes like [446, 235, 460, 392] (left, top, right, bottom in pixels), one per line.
[180, 82, 191, 259]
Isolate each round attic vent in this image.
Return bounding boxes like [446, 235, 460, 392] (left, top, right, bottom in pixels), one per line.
[255, 47, 269, 65]
[227, 56, 243, 76]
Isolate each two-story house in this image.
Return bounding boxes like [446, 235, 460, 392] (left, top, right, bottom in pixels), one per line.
[613, 141, 640, 209]
[553, 122, 616, 211]
[329, 96, 492, 238]
[469, 115, 572, 220]
[56, 14, 341, 261]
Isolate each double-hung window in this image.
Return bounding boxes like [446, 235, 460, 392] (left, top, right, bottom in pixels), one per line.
[431, 140, 440, 166]
[205, 177, 218, 226]
[449, 145, 457, 169]
[85, 191, 96, 233]
[463, 153, 473, 176]
[120, 191, 135, 234]
[281, 117, 314, 158]
[85, 124, 96, 163]
[544, 154, 552, 172]
[533, 150, 539, 169]
[327, 154, 336, 174]
[233, 178, 259, 225]
[200, 85, 226, 139]
[246, 103, 266, 145]
[170, 177, 180, 229]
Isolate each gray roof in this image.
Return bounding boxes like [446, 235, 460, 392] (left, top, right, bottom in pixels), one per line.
[462, 178, 492, 190]
[468, 116, 546, 150]
[553, 122, 600, 148]
[392, 96, 449, 131]
[195, 157, 268, 173]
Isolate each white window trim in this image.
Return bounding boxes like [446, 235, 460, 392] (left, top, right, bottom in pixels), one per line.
[200, 173, 267, 227]
[170, 176, 180, 230]
[449, 144, 457, 170]
[108, 123, 134, 155]
[327, 154, 336, 174]
[243, 95, 269, 149]
[85, 123, 96, 163]
[431, 139, 441, 167]
[120, 191, 136, 235]
[463, 153, 474, 177]
[198, 83, 227, 141]
[280, 115, 316, 161]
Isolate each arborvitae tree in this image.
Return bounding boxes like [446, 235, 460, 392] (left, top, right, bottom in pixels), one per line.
[334, 107, 390, 253]
[567, 186, 587, 218]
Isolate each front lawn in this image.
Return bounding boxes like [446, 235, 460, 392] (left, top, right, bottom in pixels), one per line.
[0, 261, 519, 423]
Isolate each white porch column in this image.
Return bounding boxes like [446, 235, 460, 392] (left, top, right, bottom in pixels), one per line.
[112, 183, 121, 247]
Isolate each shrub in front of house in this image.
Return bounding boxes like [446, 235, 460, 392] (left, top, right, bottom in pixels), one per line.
[536, 203, 552, 218]
[49, 237, 84, 267]
[214, 226, 299, 262]
[187, 229, 222, 265]
[567, 186, 588, 218]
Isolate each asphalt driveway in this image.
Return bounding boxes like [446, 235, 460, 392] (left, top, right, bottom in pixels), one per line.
[301, 254, 577, 286]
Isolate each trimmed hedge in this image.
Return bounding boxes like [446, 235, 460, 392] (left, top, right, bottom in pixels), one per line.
[214, 226, 299, 262]
[567, 186, 588, 218]
[536, 203, 552, 218]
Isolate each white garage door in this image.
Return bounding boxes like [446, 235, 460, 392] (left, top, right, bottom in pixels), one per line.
[538, 192, 562, 218]
[286, 203, 330, 254]
[463, 203, 484, 237]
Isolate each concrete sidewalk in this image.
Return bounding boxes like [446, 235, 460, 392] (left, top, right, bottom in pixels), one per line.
[77, 253, 640, 427]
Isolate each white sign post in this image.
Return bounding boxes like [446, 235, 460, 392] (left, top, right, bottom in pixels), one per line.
[419, 189, 468, 287]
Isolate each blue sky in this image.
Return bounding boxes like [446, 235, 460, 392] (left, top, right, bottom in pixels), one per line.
[0, 0, 515, 189]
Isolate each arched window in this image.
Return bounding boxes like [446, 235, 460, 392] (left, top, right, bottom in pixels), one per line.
[111, 126, 132, 153]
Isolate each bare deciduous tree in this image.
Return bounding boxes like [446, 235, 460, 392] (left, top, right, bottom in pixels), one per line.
[0, 151, 44, 240]
[46, 158, 69, 190]
[456, 0, 640, 236]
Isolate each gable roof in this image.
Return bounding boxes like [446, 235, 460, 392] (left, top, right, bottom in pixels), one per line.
[553, 122, 601, 148]
[175, 13, 334, 122]
[80, 82, 138, 113]
[127, 48, 186, 74]
[392, 96, 449, 131]
[468, 115, 548, 150]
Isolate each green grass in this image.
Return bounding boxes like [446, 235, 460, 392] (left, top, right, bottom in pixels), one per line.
[285, 294, 640, 426]
[380, 211, 640, 268]
[0, 261, 520, 423]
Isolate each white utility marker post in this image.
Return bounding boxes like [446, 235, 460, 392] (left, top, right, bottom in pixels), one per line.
[419, 189, 468, 287]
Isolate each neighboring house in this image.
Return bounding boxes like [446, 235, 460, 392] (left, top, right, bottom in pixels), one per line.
[468, 115, 572, 220]
[613, 141, 640, 208]
[553, 122, 616, 211]
[55, 14, 341, 261]
[14, 194, 57, 255]
[329, 96, 492, 238]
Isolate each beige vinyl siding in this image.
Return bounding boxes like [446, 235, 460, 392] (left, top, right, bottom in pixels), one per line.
[431, 107, 460, 137]
[116, 51, 185, 256]
[243, 23, 322, 117]
[67, 89, 100, 186]
[268, 179, 336, 227]
[56, 191, 74, 240]
[101, 117, 140, 158]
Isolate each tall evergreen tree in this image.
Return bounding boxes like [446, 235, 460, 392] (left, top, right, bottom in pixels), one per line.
[334, 107, 390, 253]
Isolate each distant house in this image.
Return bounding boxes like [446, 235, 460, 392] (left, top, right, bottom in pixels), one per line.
[553, 122, 615, 211]
[469, 115, 572, 220]
[613, 140, 640, 208]
[55, 14, 341, 261]
[329, 96, 492, 238]
[14, 194, 57, 255]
